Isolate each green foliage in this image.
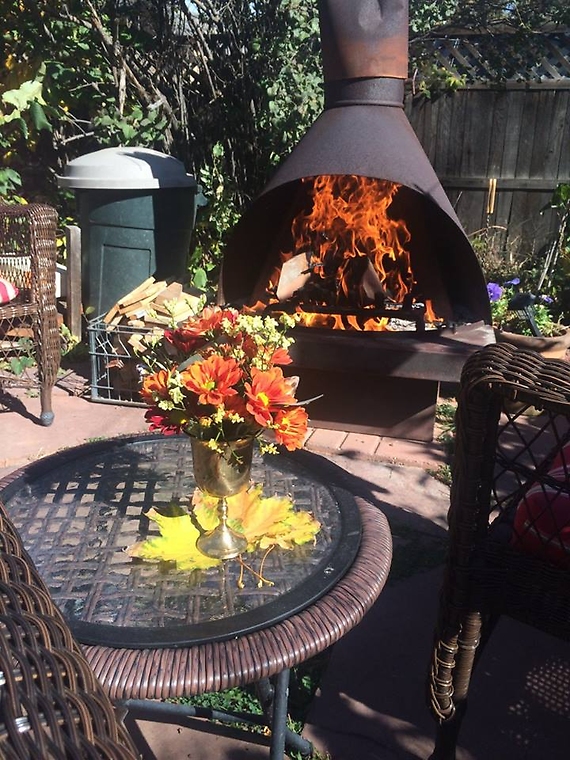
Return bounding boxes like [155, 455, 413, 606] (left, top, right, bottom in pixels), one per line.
[7, 353, 36, 377]
[59, 323, 81, 357]
[551, 183, 570, 211]
[1, 0, 323, 288]
[428, 463, 453, 488]
[0, 167, 22, 197]
[92, 104, 169, 148]
[190, 143, 242, 295]
[540, 183, 570, 314]
[0, 65, 53, 197]
[475, 183, 570, 332]
[169, 653, 330, 757]
[410, 0, 570, 35]
[435, 398, 456, 465]
[174, 685, 262, 720]
[412, 64, 467, 99]
[409, 1, 458, 34]
[0, 337, 36, 377]
[409, 1, 570, 96]
[0, 324, 82, 380]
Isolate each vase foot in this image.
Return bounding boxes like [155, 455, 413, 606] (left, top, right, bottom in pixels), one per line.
[196, 523, 248, 560]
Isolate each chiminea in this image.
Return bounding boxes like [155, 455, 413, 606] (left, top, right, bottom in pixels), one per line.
[219, 0, 494, 442]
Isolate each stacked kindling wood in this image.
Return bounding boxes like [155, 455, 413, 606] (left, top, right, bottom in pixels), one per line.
[102, 278, 201, 329]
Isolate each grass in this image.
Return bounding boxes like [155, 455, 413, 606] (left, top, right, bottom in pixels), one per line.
[427, 397, 457, 487]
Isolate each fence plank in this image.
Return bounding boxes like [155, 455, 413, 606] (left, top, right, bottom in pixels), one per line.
[515, 90, 541, 179]
[556, 92, 570, 177]
[487, 90, 509, 177]
[407, 85, 570, 259]
[529, 90, 557, 179]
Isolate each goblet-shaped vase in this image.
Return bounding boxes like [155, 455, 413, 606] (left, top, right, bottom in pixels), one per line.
[190, 436, 253, 560]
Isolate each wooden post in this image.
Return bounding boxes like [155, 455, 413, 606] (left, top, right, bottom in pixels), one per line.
[65, 225, 82, 339]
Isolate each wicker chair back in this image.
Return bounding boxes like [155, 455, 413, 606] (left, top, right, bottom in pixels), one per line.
[0, 203, 60, 425]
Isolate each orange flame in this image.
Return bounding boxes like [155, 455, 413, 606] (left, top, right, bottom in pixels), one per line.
[254, 175, 440, 330]
[288, 176, 412, 305]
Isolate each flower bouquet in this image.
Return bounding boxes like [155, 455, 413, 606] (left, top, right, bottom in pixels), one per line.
[136, 305, 309, 453]
[134, 304, 314, 560]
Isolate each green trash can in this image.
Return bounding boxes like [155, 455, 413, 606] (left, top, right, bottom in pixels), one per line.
[58, 147, 204, 316]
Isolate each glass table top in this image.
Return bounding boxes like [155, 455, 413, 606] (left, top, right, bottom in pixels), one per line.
[1, 435, 361, 648]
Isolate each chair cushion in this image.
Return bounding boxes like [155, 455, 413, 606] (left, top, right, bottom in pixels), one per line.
[511, 443, 570, 568]
[0, 278, 18, 304]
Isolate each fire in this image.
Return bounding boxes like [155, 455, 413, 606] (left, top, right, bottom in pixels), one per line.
[254, 174, 441, 330]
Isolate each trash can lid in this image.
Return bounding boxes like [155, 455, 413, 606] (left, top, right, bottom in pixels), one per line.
[57, 147, 197, 190]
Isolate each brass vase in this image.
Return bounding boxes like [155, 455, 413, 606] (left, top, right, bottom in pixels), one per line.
[190, 437, 253, 560]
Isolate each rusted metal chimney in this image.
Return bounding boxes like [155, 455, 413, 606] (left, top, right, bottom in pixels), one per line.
[218, 0, 494, 441]
[220, 0, 490, 325]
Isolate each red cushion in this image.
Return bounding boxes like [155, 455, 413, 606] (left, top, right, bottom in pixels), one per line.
[511, 453, 570, 568]
[0, 278, 18, 305]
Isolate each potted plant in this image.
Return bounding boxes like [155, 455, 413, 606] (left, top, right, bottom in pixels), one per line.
[488, 278, 570, 359]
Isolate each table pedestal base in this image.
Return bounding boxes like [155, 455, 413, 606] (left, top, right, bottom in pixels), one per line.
[117, 669, 313, 760]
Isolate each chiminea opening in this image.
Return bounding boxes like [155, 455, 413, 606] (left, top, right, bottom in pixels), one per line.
[219, 0, 494, 442]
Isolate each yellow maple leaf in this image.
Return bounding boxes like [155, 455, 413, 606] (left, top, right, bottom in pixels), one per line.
[192, 485, 293, 546]
[126, 485, 321, 573]
[191, 485, 321, 550]
[125, 507, 218, 571]
[233, 488, 293, 543]
[257, 511, 321, 550]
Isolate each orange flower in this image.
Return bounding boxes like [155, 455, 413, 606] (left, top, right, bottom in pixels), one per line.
[270, 347, 293, 366]
[181, 306, 237, 337]
[245, 367, 296, 427]
[272, 406, 309, 451]
[140, 369, 171, 405]
[181, 354, 242, 406]
[224, 394, 250, 419]
[164, 328, 207, 354]
[144, 407, 187, 435]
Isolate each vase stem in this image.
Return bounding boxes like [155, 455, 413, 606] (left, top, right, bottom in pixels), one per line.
[196, 498, 248, 560]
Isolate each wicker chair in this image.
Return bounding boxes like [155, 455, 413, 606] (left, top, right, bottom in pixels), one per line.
[0, 203, 61, 426]
[0, 498, 140, 759]
[427, 342, 570, 759]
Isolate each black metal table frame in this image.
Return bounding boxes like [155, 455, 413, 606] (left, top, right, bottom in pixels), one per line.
[119, 669, 310, 759]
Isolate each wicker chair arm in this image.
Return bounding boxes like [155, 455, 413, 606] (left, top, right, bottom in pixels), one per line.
[0, 501, 139, 759]
[448, 343, 570, 543]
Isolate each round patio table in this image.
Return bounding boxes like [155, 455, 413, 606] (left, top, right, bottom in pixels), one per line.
[0, 434, 392, 758]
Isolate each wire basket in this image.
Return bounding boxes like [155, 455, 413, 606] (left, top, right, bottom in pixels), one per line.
[87, 316, 149, 405]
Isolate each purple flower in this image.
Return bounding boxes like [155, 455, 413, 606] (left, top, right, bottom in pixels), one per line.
[487, 282, 503, 302]
[505, 277, 520, 286]
[540, 294, 554, 304]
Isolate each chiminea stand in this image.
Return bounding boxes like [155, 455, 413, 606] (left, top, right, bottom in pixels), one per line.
[289, 326, 491, 442]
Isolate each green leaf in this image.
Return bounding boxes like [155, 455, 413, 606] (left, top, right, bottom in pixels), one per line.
[192, 267, 208, 290]
[9, 356, 35, 376]
[120, 123, 137, 141]
[2, 79, 44, 111]
[29, 100, 52, 132]
[0, 168, 22, 185]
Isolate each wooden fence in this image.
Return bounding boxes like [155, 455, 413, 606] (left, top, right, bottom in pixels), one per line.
[405, 31, 570, 268]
